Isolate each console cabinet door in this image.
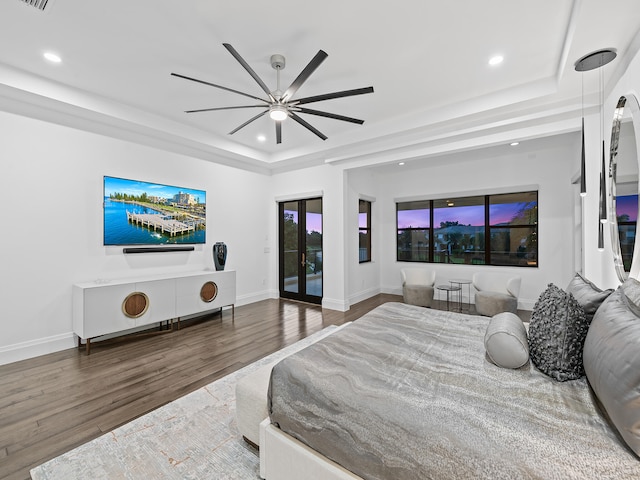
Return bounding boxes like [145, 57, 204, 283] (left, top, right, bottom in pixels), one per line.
[78, 283, 138, 339]
[132, 278, 176, 327]
[175, 271, 236, 317]
[212, 271, 236, 308]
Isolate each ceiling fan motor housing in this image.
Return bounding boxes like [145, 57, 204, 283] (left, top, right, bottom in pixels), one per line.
[271, 54, 285, 70]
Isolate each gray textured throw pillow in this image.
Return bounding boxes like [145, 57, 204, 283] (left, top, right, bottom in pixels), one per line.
[528, 283, 589, 382]
[584, 285, 640, 457]
[566, 273, 613, 321]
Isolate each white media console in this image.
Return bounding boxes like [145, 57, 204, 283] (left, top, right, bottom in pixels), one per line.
[73, 270, 236, 353]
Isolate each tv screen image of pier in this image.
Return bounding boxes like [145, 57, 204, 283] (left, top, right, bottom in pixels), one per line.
[103, 176, 206, 246]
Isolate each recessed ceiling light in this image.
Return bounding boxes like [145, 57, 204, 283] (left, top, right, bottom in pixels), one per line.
[398, 162, 405, 166]
[257, 134, 266, 142]
[489, 55, 504, 66]
[43, 52, 61, 63]
[510, 142, 520, 146]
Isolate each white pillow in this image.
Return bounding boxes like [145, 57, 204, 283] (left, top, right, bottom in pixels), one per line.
[484, 312, 529, 369]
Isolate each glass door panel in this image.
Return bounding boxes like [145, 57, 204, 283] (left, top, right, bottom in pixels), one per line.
[279, 198, 322, 304]
[282, 201, 299, 295]
[305, 198, 323, 298]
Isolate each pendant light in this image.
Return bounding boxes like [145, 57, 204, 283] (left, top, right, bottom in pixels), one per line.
[574, 49, 617, 251]
[598, 220, 605, 251]
[574, 49, 616, 190]
[599, 63, 608, 225]
[580, 117, 587, 196]
[579, 75, 587, 196]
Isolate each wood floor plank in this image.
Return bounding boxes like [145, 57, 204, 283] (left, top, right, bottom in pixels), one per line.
[0, 295, 400, 480]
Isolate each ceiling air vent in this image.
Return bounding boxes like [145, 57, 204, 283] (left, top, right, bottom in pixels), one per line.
[18, 0, 55, 11]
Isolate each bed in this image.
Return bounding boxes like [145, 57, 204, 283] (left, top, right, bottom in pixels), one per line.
[262, 300, 640, 480]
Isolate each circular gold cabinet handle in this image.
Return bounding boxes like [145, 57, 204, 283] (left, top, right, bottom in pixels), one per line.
[200, 281, 218, 303]
[122, 292, 149, 318]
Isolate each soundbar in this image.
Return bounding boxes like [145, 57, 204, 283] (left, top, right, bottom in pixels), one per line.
[123, 246, 195, 254]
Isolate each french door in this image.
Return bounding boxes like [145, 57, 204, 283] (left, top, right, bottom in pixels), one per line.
[279, 198, 323, 304]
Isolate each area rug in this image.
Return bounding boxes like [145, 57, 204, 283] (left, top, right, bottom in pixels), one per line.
[30, 325, 341, 480]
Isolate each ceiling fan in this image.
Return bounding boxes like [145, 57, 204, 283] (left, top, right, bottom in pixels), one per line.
[171, 43, 374, 144]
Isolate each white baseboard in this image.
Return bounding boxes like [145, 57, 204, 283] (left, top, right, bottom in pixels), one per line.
[322, 297, 349, 312]
[236, 289, 275, 306]
[348, 287, 382, 307]
[242, 290, 350, 312]
[381, 286, 403, 296]
[0, 333, 76, 366]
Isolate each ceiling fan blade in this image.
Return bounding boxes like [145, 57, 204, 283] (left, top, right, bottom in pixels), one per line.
[185, 105, 266, 113]
[281, 50, 328, 102]
[228, 110, 268, 135]
[289, 112, 328, 141]
[223, 43, 275, 102]
[276, 121, 282, 144]
[171, 72, 269, 103]
[294, 86, 374, 105]
[296, 107, 364, 125]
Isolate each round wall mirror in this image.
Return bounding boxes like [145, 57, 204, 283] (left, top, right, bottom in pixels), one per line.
[609, 94, 640, 282]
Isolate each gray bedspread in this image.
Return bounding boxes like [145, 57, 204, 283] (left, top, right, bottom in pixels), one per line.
[268, 302, 640, 480]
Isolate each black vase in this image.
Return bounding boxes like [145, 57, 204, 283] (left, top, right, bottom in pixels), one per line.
[213, 242, 227, 271]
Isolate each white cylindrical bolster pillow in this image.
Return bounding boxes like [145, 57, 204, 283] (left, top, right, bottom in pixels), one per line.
[484, 312, 529, 369]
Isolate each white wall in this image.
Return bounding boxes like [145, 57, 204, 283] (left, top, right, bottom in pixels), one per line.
[269, 164, 348, 311]
[0, 111, 271, 364]
[345, 169, 381, 305]
[358, 133, 580, 309]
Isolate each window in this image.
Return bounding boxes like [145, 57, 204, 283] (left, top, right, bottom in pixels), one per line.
[359, 200, 372, 263]
[489, 192, 538, 266]
[396, 190, 538, 267]
[397, 200, 430, 262]
[433, 196, 485, 264]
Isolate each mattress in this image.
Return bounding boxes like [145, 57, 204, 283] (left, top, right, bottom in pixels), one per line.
[267, 302, 640, 480]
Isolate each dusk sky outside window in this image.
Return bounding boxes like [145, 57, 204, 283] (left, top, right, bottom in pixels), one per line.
[490, 202, 535, 225]
[434, 205, 484, 226]
[397, 209, 430, 228]
[617, 195, 638, 221]
[285, 209, 322, 233]
[398, 203, 533, 227]
[308, 213, 322, 233]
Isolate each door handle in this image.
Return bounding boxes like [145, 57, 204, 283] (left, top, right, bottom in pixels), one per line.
[301, 253, 306, 267]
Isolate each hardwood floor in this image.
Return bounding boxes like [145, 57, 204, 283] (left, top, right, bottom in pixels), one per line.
[0, 294, 402, 480]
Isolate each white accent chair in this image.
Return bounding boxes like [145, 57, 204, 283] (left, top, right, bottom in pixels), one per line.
[472, 272, 521, 316]
[401, 268, 436, 308]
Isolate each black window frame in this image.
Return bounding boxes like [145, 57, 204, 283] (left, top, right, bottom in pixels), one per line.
[396, 190, 538, 267]
[359, 199, 372, 263]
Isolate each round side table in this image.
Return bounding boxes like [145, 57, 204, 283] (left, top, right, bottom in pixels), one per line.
[449, 279, 472, 312]
[436, 284, 462, 311]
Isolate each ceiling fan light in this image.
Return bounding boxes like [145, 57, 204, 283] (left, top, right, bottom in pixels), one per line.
[43, 51, 62, 63]
[489, 55, 504, 66]
[269, 105, 288, 121]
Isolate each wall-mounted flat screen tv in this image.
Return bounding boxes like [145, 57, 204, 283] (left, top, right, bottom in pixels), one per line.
[104, 176, 206, 246]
